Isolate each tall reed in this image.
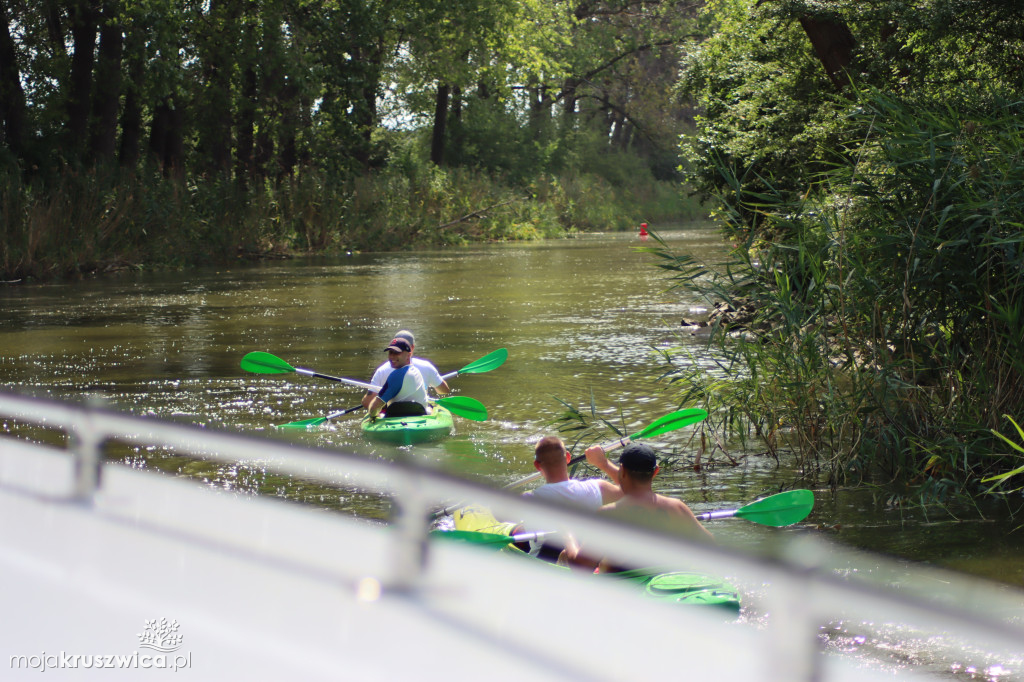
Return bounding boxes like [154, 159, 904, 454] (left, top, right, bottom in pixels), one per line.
[648, 90, 1024, 503]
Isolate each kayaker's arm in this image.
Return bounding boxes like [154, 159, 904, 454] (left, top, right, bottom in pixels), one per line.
[434, 379, 451, 396]
[585, 445, 622, 485]
[361, 390, 378, 409]
[366, 395, 385, 420]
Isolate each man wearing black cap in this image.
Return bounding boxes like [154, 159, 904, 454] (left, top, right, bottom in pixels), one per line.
[362, 330, 450, 410]
[594, 443, 712, 538]
[569, 442, 713, 572]
[364, 337, 430, 420]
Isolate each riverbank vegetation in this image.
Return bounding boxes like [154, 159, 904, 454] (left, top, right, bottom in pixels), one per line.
[1, 0, 703, 280]
[6, 0, 1023, 506]
[647, 0, 1024, 506]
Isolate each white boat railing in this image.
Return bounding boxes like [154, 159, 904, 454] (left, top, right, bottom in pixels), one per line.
[2, 390, 1023, 680]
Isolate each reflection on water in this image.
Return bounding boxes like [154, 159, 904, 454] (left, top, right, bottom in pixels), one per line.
[3, 227, 1024, 679]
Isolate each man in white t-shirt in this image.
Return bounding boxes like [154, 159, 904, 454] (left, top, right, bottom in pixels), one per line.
[362, 330, 451, 410]
[524, 436, 623, 508]
[521, 436, 623, 563]
[365, 337, 430, 419]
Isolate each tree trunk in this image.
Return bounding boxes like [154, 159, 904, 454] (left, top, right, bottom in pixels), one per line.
[89, 0, 123, 164]
[66, 0, 98, 162]
[447, 84, 463, 163]
[235, 63, 258, 186]
[148, 99, 170, 168]
[0, 0, 26, 160]
[798, 16, 857, 90]
[118, 25, 144, 168]
[609, 111, 625, 149]
[561, 76, 579, 129]
[277, 79, 300, 179]
[148, 98, 183, 176]
[198, 0, 237, 176]
[165, 103, 184, 177]
[430, 83, 450, 166]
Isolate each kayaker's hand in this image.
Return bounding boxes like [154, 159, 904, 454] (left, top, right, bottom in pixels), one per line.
[584, 444, 607, 467]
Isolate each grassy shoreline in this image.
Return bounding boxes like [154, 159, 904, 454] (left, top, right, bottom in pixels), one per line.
[1, 165, 705, 282]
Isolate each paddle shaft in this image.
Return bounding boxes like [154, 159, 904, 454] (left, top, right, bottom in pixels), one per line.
[325, 404, 365, 420]
[697, 509, 738, 521]
[291, 367, 380, 391]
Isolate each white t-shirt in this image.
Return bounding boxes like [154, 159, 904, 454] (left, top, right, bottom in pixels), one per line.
[523, 479, 604, 510]
[371, 357, 444, 392]
[377, 364, 428, 406]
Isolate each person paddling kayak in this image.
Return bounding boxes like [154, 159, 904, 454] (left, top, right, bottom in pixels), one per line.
[570, 443, 714, 572]
[362, 330, 450, 410]
[364, 337, 430, 420]
[517, 436, 624, 562]
[525, 436, 623, 508]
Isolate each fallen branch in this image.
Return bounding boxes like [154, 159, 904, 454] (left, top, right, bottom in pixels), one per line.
[437, 198, 520, 231]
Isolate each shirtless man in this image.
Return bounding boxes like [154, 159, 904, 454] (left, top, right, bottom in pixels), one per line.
[572, 442, 713, 571]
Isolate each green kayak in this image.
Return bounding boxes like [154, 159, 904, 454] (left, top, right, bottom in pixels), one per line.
[446, 505, 741, 614]
[605, 568, 741, 612]
[361, 405, 454, 445]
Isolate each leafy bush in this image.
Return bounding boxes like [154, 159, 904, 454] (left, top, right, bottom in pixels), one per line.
[649, 89, 1024, 502]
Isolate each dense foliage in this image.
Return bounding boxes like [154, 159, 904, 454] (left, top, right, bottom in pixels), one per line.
[1, 0, 704, 279]
[654, 0, 1024, 502]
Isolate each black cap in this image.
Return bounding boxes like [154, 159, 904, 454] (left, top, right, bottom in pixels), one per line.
[385, 338, 413, 353]
[619, 443, 658, 473]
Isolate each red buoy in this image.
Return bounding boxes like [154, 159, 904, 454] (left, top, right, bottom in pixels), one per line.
[639, 222, 649, 240]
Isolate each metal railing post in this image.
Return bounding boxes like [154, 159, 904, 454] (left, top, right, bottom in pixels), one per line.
[763, 535, 831, 681]
[385, 467, 431, 593]
[69, 398, 104, 503]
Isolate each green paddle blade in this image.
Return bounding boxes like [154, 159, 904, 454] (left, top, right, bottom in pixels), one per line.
[735, 489, 814, 527]
[629, 408, 708, 440]
[436, 396, 488, 421]
[241, 351, 296, 374]
[458, 348, 508, 374]
[276, 417, 328, 429]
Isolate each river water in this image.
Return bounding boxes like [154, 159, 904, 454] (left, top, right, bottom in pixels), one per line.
[1, 226, 1022, 679]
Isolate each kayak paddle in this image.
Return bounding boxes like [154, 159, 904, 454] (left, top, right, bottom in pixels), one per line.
[440, 348, 508, 381]
[431, 395, 488, 421]
[241, 351, 378, 390]
[243, 348, 506, 391]
[431, 529, 552, 547]
[506, 408, 709, 489]
[434, 491, 813, 529]
[696, 489, 814, 527]
[276, 404, 364, 429]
